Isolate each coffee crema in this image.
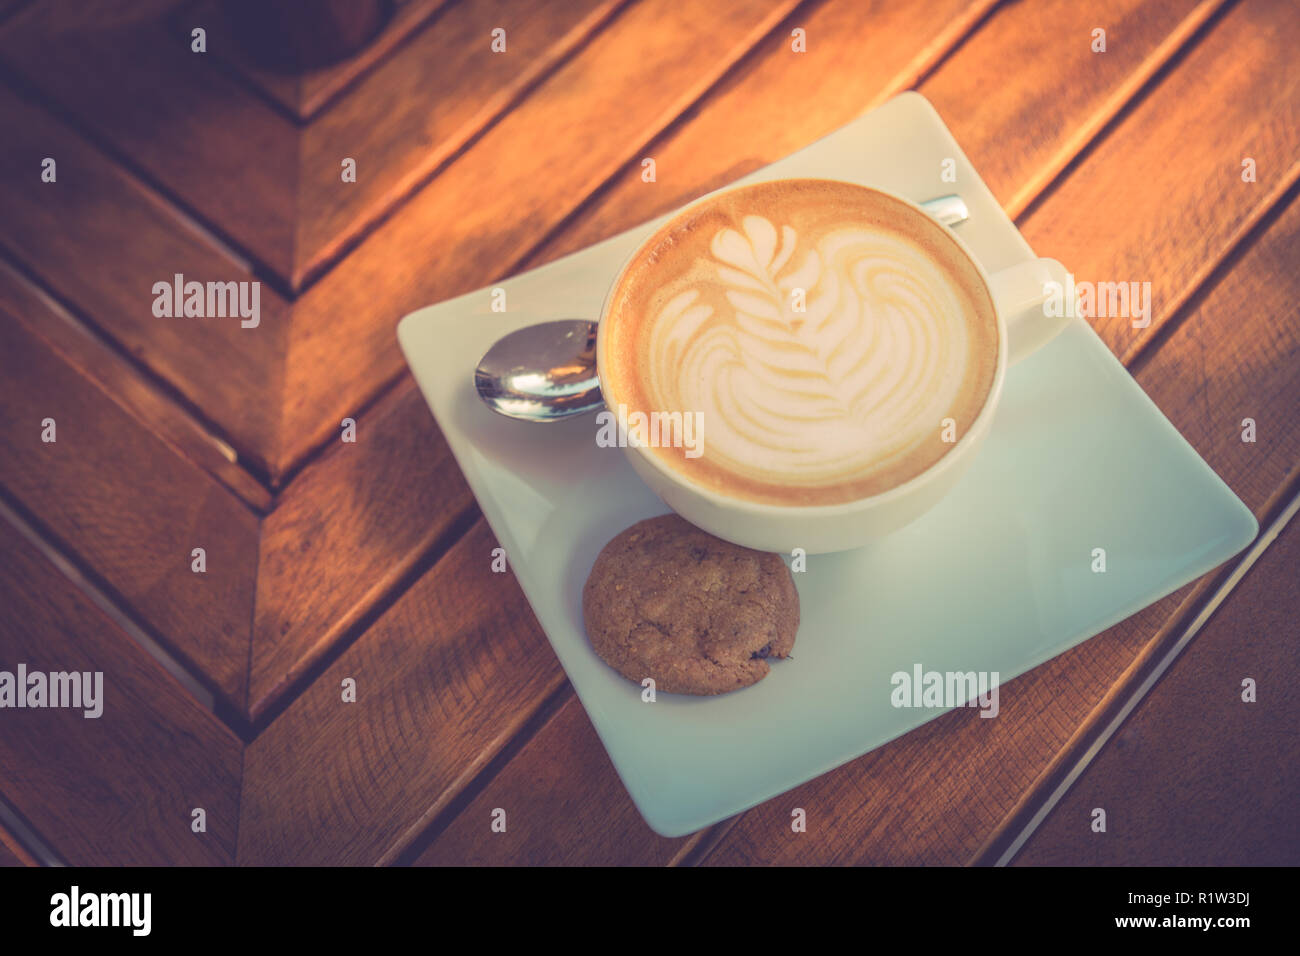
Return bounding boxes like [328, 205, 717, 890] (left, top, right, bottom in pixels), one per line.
[602, 179, 1000, 506]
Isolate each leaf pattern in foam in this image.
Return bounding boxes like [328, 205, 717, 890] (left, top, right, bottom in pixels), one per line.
[708, 215, 855, 422]
[646, 209, 973, 487]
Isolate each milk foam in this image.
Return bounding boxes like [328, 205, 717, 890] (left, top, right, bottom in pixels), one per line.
[607, 181, 998, 505]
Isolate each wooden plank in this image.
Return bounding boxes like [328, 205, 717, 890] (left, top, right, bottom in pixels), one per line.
[412, 694, 691, 866]
[295, 0, 625, 287]
[701, 161, 1300, 865]
[1012, 504, 1300, 866]
[248, 381, 474, 721]
[0, 84, 288, 479]
[196, 0, 622, 286]
[0, 0, 626, 291]
[237, 521, 565, 866]
[0, 846, 27, 867]
[0, 259, 270, 512]
[276, 0, 802, 477]
[522, 0, 1199, 267]
[921, 0, 1225, 219]
[1127, 190, 1300, 520]
[0, 306, 259, 710]
[1016, 0, 1300, 361]
[200, 0, 449, 121]
[0, 2, 299, 282]
[0, 518, 242, 865]
[0, 821, 37, 867]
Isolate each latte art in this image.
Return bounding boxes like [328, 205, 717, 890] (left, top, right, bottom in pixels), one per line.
[603, 180, 999, 506]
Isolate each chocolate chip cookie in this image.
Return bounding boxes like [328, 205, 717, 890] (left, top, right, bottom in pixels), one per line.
[582, 514, 799, 695]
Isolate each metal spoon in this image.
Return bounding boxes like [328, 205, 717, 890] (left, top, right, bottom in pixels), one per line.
[475, 194, 970, 421]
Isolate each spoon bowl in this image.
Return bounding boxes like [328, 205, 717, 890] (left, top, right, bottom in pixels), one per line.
[474, 319, 602, 421]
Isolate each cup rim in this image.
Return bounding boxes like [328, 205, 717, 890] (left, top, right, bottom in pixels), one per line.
[595, 177, 1010, 518]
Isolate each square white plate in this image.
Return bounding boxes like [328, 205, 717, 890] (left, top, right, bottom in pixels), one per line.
[398, 92, 1257, 837]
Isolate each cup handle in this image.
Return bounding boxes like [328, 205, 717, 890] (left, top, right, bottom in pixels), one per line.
[988, 257, 1073, 365]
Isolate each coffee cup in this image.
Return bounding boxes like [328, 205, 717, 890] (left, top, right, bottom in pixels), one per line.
[596, 178, 1071, 553]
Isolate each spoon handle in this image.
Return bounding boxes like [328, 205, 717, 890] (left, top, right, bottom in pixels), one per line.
[921, 194, 969, 227]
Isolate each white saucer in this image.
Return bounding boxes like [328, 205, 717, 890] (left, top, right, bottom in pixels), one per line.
[398, 92, 1256, 836]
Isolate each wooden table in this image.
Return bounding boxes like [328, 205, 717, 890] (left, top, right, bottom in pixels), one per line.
[0, 0, 1296, 867]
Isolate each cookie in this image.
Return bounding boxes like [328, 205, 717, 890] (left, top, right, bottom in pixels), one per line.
[582, 514, 799, 695]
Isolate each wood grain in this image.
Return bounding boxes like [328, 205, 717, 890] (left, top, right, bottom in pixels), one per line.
[294, 0, 626, 288]
[0, 83, 288, 479]
[1127, 190, 1300, 524]
[0, 0, 628, 291]
[700, 149, 1300, 867]
[0, 258, 270, 513]
[0, 821, 36, 867]
[249, 381, 474, 721]
[1017, 0, 1300, 361]
[411, 694, 693, 866]
[0, 305, 259, 710]
[920, 0, 1224, 219]
[200, 0, 449, 121]
[524, 0, 1198, 267]
[276, 0, 802, 477]
[0, 3, 299, 282]
[1012, 504, 1300, 866]
[238, 520, 565, 865]
[0, 518, 242, 865]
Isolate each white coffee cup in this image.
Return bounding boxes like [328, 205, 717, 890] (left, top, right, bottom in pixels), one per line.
[596, 180, 1071, 553]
